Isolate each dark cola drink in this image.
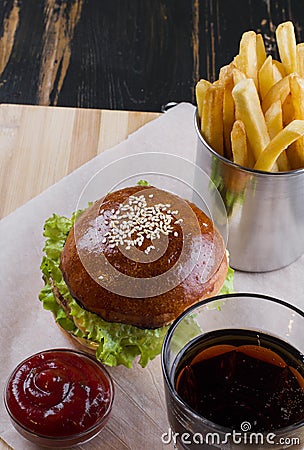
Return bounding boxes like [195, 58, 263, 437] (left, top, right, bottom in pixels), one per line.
[174, 329, 304, 433]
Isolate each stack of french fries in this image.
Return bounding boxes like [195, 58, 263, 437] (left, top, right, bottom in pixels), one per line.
[196, 21, 304, 172]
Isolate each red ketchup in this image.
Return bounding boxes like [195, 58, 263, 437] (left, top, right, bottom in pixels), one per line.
[5, 349, 113, 438]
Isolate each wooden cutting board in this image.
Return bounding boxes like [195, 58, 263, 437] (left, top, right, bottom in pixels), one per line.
[0, 104, 160, 219]
[0, 104, 162, 450]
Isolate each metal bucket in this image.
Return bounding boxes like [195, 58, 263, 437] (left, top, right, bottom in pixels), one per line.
[195, 111, 304, 272]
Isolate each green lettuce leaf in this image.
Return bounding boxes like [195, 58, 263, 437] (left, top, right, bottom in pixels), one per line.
[137, 179, 150, 186]
[39, 212, 169, 368]
[219, 264, 234, 295]
[39, 210, 234, 368]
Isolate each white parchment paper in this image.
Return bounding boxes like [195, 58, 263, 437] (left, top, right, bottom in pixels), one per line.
[1, 103, 304, 450]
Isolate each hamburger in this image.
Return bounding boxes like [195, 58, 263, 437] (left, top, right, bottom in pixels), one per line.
[39, 182, 234, 368]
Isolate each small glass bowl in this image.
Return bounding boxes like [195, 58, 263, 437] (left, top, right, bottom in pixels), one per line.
[4, 348, 114, 448]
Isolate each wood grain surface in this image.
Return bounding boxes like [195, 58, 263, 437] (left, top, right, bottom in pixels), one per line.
[0, 104, 159, 219]
[0, 0, 304, 112]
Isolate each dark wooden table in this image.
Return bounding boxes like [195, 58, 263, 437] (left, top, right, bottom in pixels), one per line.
[0, 0, 303, 112]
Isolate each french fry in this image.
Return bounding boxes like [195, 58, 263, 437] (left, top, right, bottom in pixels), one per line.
[196, 20, 304, 172]
[272, 59, 286, 77]
[223, 79, 235, 160]
[233, 54, 240, 68]
[219, 63, 235, 84]
[265, 101, 282, 138]
[265, 101, 291, 171]
[200, 84, 224, 156]
[246, 142, 256, 168]
[258, 55, 275, 99]
[254, 120, 304, 171]
[231, 120, 248, 167]
[262, 75, 290, 113]
[296, 43, 304, 77]
[237, 31, 258, 85]
[232, 78, 270, 160]
[232, 68, 246, 86]
[272, 62, 283, 82]
[282, 94, 294, 126]
[196, 79, 211, 118]
[256, 33, 267, 70]
[287, 74, 304, 168]
[223, 90, 235, 160]
[276, 21, 297, 74]
[290, 74, 304, 117]
[232, 69, 247, 121]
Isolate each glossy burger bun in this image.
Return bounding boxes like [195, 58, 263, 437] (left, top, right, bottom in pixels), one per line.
[59, 185, 228, 330]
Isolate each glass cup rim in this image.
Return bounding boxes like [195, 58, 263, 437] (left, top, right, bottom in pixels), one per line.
[4, 347, 115, 442]
[161, 292, 304, 435]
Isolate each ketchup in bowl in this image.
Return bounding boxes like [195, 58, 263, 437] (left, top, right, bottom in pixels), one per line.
[4, 349, 114, 448]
